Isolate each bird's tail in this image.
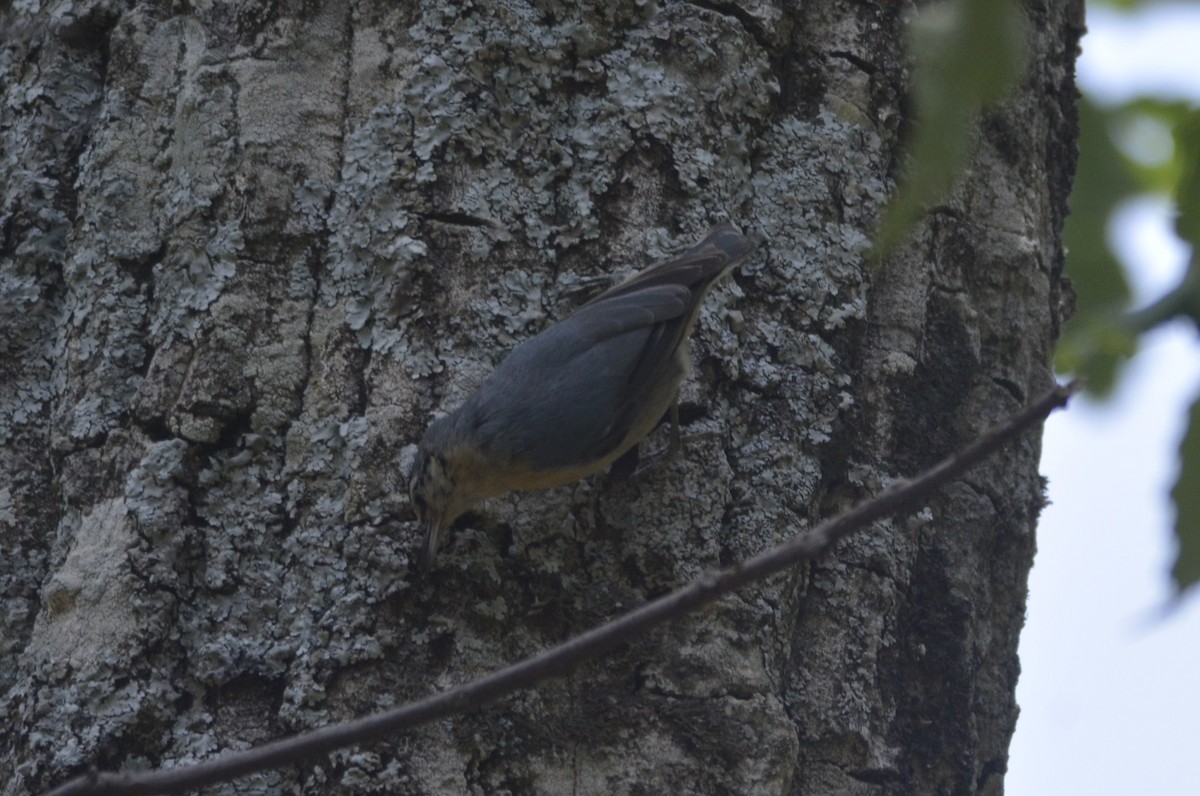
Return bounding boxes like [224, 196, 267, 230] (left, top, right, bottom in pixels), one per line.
[597, 222, 758, 301]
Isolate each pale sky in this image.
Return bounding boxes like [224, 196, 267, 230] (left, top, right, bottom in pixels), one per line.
[1007, 4, 1200, 794]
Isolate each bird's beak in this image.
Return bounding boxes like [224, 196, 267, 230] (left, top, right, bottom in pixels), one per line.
[417, 515, 447, 571]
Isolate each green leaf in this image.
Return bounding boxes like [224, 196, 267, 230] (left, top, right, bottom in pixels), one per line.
[1063, 97, 1139, 319]
[874, 0, 1029, 256]
[1170, 392, 1200, 594]
[1172, 109, 1200, 250]
[1111, 99, 1190, 195]
[1054, 316, 1137, 396]
[1054, 96, 1140, 395]
[1053, 99, 1200, 396]
[1092, 0, 1172, 9]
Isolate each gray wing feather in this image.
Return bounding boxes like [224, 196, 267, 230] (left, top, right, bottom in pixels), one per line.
[469, 285, 689, 468]
[463, 223, 755, 470]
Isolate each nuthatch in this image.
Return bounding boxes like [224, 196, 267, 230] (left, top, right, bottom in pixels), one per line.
[410, 223, 756, 569]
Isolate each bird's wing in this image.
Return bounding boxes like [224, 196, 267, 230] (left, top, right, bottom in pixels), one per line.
[568, 224, 756, 459]
[567, 283, 692, 343]
[472, 225, 756, 471]
[565, 285, 693, 460]
[513, 284, 693, 465]
[468, 284, 688, 471]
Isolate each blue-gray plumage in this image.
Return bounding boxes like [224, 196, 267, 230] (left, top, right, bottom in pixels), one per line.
[410, 223, 756, 568]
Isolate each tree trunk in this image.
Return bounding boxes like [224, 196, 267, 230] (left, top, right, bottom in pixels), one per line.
[1, 1, 1078, 793]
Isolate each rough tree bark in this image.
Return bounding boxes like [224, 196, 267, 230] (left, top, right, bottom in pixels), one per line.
[1, 0, 1077, 793]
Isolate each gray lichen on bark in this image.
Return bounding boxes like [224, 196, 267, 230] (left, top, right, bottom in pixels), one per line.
[0, 0, 1077, 793]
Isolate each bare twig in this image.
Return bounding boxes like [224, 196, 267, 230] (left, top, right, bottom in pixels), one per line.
[44, 381, 1079, 796]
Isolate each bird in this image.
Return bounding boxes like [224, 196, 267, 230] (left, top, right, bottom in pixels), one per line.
[409, 222, 757, 569]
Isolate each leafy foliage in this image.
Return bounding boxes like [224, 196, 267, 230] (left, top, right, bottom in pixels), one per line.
[1064, 96, 1200, 595]
[1054, 96, 1137, 395]
[1172, 393, 1200, 592]
[884, 0, 1200, 595]
[874, 0, 1028, 256]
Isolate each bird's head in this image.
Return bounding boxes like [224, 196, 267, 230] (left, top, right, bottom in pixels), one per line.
[409, 416, 486, 570]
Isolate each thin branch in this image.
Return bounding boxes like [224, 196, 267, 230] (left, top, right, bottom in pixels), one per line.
[1123, 254, 1200, 333]
[44, 380, 1080, 796]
